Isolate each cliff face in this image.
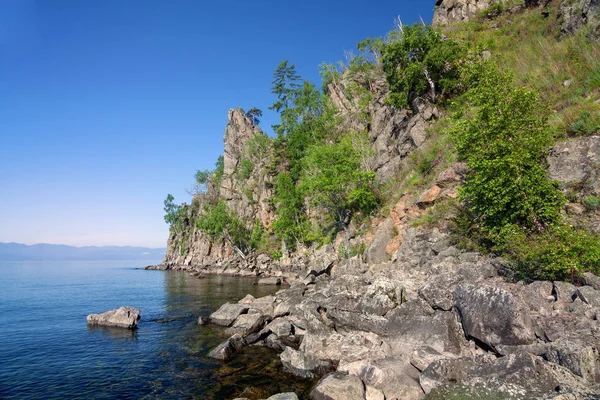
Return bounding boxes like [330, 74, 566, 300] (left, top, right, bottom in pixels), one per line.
[161, 68, 439, 273]
[433, 0, 510, 26]
[162, 108, 275, 268]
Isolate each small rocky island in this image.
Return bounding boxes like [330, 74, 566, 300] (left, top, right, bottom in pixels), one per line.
[87, 306, 141, 329]
[151, 0, 600, 398]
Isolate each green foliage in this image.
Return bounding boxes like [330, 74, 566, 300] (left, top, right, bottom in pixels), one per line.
[245, 107, 262, 126]
[451, 66, 565, 232]
[248, 133, 271, 156]
[190, 169, 212, 194]
[270, 60, 302, 115]
[569, 109, 600, 136]
[196, 201, 251, 254]
[382, 23, 465, 108]
[494, 223, 600, 281]
[163, 194, 183, 227]
[300, 133, 378, 231]
[319, 62, 342, 87]
[357, 37, 385, 64]
[212, 155, 225, 187]
[272, 172, 308, 249]
[238, 158, 254, 180]
[584, 196, 600, 210]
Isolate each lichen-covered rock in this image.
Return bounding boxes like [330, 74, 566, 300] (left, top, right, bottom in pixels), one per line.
[224, 312, 270, 337]
[560, 0, 600, 39]
[548, 136, 600, 197]
[454, 285, 534, 349]
[280, 347, 334, 378]
[210, 302, 249, 326]
[433, 0, 509, 26]
[86, 306, 141, 329]
[309, 373, 365, 400]
[365, 218, 395, 265]
[420, 352, 594, 398]
[266, 393, 299, 400]
[208, 334, 246, 360]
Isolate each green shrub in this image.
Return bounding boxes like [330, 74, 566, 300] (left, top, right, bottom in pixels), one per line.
[382, 23, 465, 108]
[196, 201, 251, 255]
[584, 196, 600, 210]
[569, 109, 600, 136]
[451, 65, 565, 232]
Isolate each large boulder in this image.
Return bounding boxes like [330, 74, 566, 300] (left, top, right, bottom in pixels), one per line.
[365, 218, 396, 265]
[224, 312, 270, 337]
[420, 352, 592, 398]
[339, 357, 424, 400]
[454, 285, 534, 350]
[208, 334, 246, 360]
[310, 373, 365, 400]
[87, 306, 140, 329]
[548, 136, 600, 196]
[280, 347, 335, 378]
[210, 303, 249, 326]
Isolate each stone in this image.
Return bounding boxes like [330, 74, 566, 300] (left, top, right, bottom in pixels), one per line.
[340, 357, 424, 400]
[210, 303, 249, 326]
[224, 312, 270, 337]
[238, 294, 255, 304]
[410, 346, 456, 372]
[433, 0, 509, 26]
[197, 316, 210, 325]
[365, 386, 385, 400]
[419, 273, 464, 311]
[543, 336, 600, 382]
[548, 137, 600, 195]
[263, 317, 294, 337]
[420, 352, 590, 396]
[575, 286, 600, 307]
[280, 347, 334, 379]
[553, 281, 577, 303]
[208, 334, 246, 360]
[559, 0, 600, 39]
[582, 272, 600, 290]
[267, 393, 299, 400]
[258, 277, 281, 285]
[310, 373, 365, 400]
[365, 218, 395, 264]
[416, 185, 441, 207]
[87, 306, 141, 329]
[565, 203, 585, 215]
[454, 284, 534, 350]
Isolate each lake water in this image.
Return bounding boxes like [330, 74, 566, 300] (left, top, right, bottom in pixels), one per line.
[0, 260, 315, 399]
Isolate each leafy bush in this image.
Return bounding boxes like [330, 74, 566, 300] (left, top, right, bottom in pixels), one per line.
[196, 201, 251, 255]
[451, 66, 565, 232]
[300, 134, 378, 232]
[163, 194, 185, 233]
[382, 23, 465, 108]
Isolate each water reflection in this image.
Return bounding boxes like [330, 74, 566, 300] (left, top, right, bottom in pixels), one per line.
[86, 325, 139, 341]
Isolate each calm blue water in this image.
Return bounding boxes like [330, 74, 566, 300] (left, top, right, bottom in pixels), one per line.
[0, 261, 313, 399]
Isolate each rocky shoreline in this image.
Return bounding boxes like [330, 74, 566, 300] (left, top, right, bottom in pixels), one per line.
[148, 227, 600, 399]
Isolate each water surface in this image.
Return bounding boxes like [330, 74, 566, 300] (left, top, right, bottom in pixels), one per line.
[0, 261, 314, 399]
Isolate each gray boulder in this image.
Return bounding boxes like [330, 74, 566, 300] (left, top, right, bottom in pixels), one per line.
[365, 218, 395, 265]
[420, 351, 591, 397]
[575, 286, 600, 307]
[310, 372, 365, 400]
[280, 347, 334, 378]
[266, 393, 299, 400]
[208, 334, 245, 360]
[87, 306, 140, 329]
[339, 357, 424, 400]
[210, 303, 249, 326]
[224, 312, 270, 337]
[454, 285, 534, 350]
[582, 272, 600, 290]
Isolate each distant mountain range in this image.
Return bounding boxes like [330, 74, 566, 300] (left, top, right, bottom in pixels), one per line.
[0, 242, 165, 261]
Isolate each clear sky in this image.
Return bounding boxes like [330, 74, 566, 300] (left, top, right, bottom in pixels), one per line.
[0, 0, 435, 247]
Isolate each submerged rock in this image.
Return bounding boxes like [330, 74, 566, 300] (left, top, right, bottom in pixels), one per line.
[208, 334, 246, 360]
[86, 306, 140, 329]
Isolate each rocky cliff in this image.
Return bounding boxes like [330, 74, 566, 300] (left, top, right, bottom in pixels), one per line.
[155, 1, 600, 398]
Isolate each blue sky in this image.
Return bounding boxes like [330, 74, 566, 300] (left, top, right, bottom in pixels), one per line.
[0, 0, 434, 247]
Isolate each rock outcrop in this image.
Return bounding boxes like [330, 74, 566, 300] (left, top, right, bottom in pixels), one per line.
[433, 0, 509, 26]
[560, 0, 600, 39]
[86, 306, 141, 329]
